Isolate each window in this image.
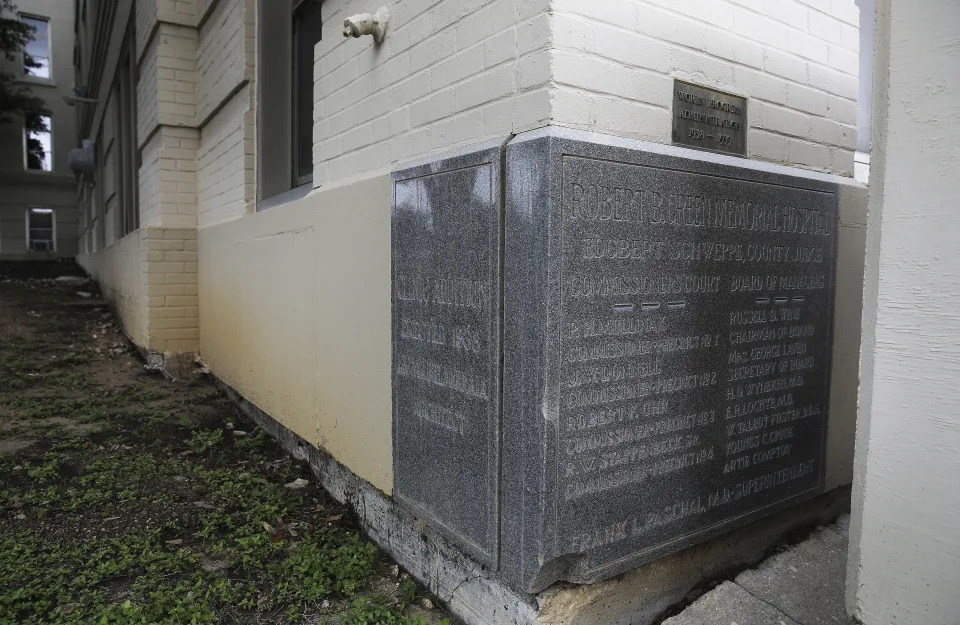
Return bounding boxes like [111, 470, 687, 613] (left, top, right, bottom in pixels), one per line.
[258, 0, 323, 202]
[21, 15, 50, 79]
[116, 33, 139, 235]
[27, 208, 55, 252]
[24, 114, 52, 171]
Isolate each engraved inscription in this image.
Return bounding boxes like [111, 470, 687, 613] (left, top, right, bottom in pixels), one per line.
[672, 79, 748, 156]
[557, 154, 833, 563]
[392, 156, 500, 563]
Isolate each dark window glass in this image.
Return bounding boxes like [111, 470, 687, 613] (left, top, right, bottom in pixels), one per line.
[293, 0, 322, 187]
[24, 114, 52, 171]
[21, 16, 50, 78]
[28, 208, 55, 251]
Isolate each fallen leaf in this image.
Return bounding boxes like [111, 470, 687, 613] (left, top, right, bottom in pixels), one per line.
[325, 514, 342, 523]
[284, 478, 309, 489]
[192, 501, 216, 509]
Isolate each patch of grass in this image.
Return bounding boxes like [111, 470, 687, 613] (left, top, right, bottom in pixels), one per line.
[346, 597, 450, 625]
[0, 277, 453, 625]
[187, 428, 223, 454]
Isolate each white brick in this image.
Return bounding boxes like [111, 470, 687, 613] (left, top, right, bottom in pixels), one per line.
[410, 29, 457, 74]
[829, 0, 860, 26]
[594, 97, 671, 143]
[828, 42, 859, 76]
[553, 0, 636, 27]
[483, 28, 517, 68]
[764, 0, 808, 30]
[748, 129, 788, 162]
[518, 13, 552, 55]
[517, 50, 550, 90]
[787, 82, 829, 116]
[310, 0, 863, 185]
[756, 101, 813, 138]
[431, 46, 485, 90]
[456, 0, 515, 50]
[839, 23, 859, 52]
[389, 128, 431, 162]
[809, 116, 840, 145]
[430, 110, 483, 148]
[787, 138, 831, 169]
[827, 94, 858, 125]
[480, 97, 517, 135]
[458, 64, 516, 110]
[591, 22, 671, 73]
[787, 28, 830, 63]
[808, 10, 843, 44]
[409, 88, 456, 127]
[807, 62, 858, 98]
[763, 47, 808, 83]
[734, 66, 788, 104]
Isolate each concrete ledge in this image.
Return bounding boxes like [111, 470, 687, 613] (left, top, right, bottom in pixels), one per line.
[216, 376, 850, 625]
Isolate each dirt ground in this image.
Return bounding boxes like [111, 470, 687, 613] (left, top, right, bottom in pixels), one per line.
[0, 262, 454, 625]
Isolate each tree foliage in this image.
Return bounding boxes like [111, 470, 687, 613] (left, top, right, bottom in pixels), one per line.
[0, 0, 49, 126]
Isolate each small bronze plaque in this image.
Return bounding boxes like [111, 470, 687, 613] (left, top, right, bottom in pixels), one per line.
[672, 79, 747, 156]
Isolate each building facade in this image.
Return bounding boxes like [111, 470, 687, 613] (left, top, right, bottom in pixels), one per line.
[73, 1, 888, 623]
[0, 0, 78, 259]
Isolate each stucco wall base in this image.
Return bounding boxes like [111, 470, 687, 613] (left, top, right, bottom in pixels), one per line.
[218, 376, 850, 625]
[78, 231, 149, 347]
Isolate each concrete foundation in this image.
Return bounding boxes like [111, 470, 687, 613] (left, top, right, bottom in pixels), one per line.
[218, 378, 850, 625]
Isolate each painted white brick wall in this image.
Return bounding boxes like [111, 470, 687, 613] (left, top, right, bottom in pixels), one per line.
[549, 0, 859, 175]
[198, 83, 256, 226]
[137, 41, 161, 147]
[196, 0, 254, 123]
[313, 0, 553, 184]
[195, 0, 255, 226]
[136, 0, 159, 60]
[139, 127, 199, 229]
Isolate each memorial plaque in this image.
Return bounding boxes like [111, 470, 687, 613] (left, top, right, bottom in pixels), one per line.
[672, 79, 748, 156]
[502, 128, 837, 591]
[391, 142, 502, 565]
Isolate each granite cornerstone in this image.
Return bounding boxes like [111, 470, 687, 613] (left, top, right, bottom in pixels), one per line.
[393, 128, 839, 594]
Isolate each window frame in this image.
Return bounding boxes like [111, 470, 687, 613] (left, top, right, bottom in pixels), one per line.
[116, 28, 140, 236]
[23, 114, 54, 173]
[25, 207, 57, 253]
[257, 0, 322, 206]
[19, 13, 53, 84]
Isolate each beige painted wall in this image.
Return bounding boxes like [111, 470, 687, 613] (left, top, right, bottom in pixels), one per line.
[199, 170, 393, 492]
[78, 231, 149, 347]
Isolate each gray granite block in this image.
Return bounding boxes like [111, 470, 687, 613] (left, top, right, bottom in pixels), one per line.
[662, 581, 801, 625]
[501, 128, 839, 591]
[392, 127, 840, 593]
[735, 515, 853, 625]
[391, 139, 505, 565]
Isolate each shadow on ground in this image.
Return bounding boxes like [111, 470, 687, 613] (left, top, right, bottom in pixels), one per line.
[0, 263, 454, 625]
